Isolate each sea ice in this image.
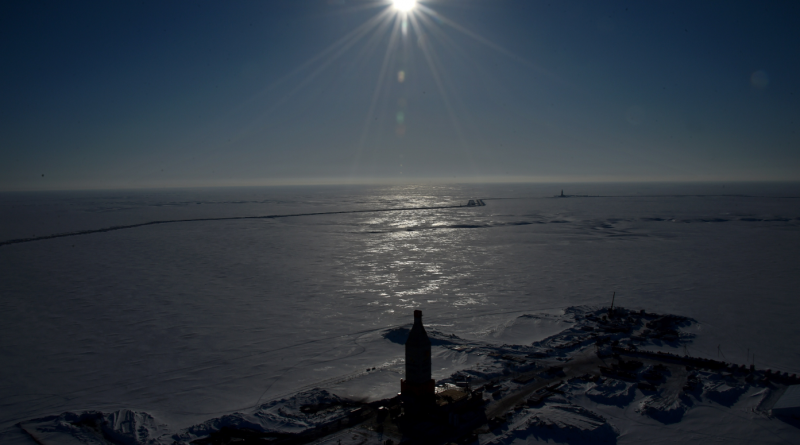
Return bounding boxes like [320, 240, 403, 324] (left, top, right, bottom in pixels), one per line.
[1, 183, 799, 443]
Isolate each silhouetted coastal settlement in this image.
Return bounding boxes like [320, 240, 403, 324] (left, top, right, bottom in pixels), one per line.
[143, 307, 799, 445]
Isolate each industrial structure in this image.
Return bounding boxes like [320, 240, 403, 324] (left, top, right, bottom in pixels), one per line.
[401, 310, 435, 399]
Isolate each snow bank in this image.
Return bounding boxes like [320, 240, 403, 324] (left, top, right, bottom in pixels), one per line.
[586, 378, 636, 406]
[637, 393, 692, 424]
[173, 388, 359, 443]
[520, 404, 618, 444]
[18, 409, 169, 445]
[461, 313, 570, 346]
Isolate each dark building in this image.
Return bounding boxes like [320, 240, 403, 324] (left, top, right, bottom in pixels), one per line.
[401, 310, 435, 398]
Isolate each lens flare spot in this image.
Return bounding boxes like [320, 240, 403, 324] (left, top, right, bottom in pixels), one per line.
[398, 70, 406, 83]
[392, 0, 417, 12]
[396, 111, 405, 124]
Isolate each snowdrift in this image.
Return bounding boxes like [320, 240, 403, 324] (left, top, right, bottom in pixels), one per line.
[18, 409, 169, 445]
[174, 388, 360, 443]
[586, 378, 636, 406]
[521, 404, 619, 444]
[637, 393, 692, 424]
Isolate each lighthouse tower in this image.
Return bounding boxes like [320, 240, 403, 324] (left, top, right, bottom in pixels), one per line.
[401, 310, 435, 398]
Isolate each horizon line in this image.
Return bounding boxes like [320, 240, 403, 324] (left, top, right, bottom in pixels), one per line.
[3, 177, 800, 193]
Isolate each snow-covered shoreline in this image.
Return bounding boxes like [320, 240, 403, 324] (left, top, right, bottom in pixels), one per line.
[17, 306, 800, 444]
[2, 184, 799, 443]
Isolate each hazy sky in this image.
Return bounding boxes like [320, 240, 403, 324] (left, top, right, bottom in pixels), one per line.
[2, 0, 799, 190]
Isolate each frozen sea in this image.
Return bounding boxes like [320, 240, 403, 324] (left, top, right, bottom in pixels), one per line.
[1, 182, 799, 441]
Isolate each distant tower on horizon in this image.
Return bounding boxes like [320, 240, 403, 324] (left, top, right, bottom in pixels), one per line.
[561, 189, 564, 197]
[401, 310, 435, 398]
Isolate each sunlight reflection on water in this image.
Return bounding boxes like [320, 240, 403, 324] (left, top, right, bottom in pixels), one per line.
[2, 183, 800, 430]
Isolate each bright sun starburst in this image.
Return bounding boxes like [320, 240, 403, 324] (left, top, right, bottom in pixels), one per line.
[392, 0, 417, 12]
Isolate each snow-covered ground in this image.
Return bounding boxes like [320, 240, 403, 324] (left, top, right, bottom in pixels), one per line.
[1, 183, 799, 443]
[16, 306, 799, 444]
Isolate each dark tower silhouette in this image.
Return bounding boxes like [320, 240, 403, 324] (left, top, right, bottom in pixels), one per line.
[401, 310, 435, 398]
[608, 291, 616, 317]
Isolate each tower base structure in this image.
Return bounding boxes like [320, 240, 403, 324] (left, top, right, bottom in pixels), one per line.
[400, 378, 435, 398]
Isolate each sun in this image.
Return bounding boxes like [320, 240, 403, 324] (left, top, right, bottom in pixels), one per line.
[392, 0, 417, 12]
